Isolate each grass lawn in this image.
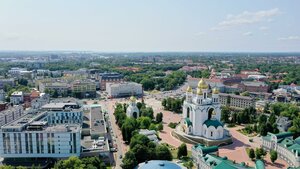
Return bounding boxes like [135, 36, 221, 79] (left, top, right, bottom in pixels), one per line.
[238, 129, 258, 137]
[161, 143, 191, 159]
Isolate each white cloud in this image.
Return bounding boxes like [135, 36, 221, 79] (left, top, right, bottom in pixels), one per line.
[195, 32, 206, 36]
[211, 8, 280, 31]
[278, 36, 300, 41]
[243, 32, 253, 36]
[259, 26, 269, 31]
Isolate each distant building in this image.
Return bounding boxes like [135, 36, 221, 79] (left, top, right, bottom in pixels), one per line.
[262, 132, 300, 167]
[192, 144, 265, 169]
[139, 129, 159, 144]
[0, 89, 5, 102]
[38, 81, 70, 96]
[31, 93, 50, 109]
[0, 78, 15, 89]
[219, 93, 255, 109]
[106, 82, 143, 98]
[71, 80, 96, 98]
[276, 117, 292, 132]
[126, 96, 140, 118]
[10, 91, 24, 105]
[0, 105, 24, 127]
[238, 81, 269, 93]
[273, 88, 288, 102]
[99, 73, 124, 90]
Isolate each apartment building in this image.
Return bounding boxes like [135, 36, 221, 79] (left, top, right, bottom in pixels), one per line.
[219, 93, 255, 109]
[106, 82, 143, 98]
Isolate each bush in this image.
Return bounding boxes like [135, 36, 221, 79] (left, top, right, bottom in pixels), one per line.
[168, 122, 178, 129]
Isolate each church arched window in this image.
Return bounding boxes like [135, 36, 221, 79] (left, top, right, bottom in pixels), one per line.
[187, 107, 190, 118]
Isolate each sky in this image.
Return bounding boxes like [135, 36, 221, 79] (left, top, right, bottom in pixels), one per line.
[0, 0, 299, 52]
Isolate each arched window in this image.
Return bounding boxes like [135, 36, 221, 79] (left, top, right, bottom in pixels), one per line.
[208, 108, 214, 120]
[133, 112, 138, 118]
[187, 107, 190, 118]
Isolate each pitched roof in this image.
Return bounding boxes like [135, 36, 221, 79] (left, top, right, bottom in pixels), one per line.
[203, 119, 223, 128]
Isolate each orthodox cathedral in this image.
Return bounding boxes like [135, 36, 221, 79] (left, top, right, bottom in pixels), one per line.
[179, 79, 225, 140]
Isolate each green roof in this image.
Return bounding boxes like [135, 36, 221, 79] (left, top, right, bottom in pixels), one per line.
[184, 118, 192, 126]
[202, 154, 255, 169]
[278, 138, 294, 147]
[193, 144, 218, 154]
[275, 132, 293, 139]
[203, 119, 223, 128]
[255, 160, 265, 169]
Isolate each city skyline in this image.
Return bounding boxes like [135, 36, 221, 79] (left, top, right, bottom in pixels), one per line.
[0, 0, 299, 52]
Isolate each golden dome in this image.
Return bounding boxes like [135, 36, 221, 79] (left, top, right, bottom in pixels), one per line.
[197, 78, 208, 89]
[212, 110, 216, 115]
[197, 88, 203, 95]
[186, 86, 193, 93]
[212, 87, 219, 94]
[130, 96, 136, 102]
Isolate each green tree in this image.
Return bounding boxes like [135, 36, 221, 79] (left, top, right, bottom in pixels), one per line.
[157, 123, 164, 131]
[270, 150, 278, 163]
[137, 116, 152, 129]
[131, 144, 150, 163]
[248, 148, 255, 160]
[156, 145, 173, 161]
[156, 112, 163, 123]
[177, 143, 188, 159]
[140, 107, 154, 119]
[255, 148, 266, 160]
[221, 106, 230, 123]
[130, 134, 150, 149]
[149, 123, 157, 131]
[53, 156, 85, 169]
[121, 151, 138, 169]
[121, 118, 138, 143]
[259, 123, 268, 136]
[52, 90, 59, 98]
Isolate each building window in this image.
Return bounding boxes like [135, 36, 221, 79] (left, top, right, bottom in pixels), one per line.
[211, 132, 213, 137]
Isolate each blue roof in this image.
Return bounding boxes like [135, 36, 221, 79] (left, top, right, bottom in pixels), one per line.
[136, 160, 183, 169]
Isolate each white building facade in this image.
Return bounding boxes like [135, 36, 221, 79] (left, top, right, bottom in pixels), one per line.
[126, 96, 140, 118]
[0, 103, 83, 158]
[180, 79, 224, 140]
[10, 91, 24, 105]
[106, 82, 143, 98]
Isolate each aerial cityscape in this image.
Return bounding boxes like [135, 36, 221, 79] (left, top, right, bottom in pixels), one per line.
[0, 1, 300, 169]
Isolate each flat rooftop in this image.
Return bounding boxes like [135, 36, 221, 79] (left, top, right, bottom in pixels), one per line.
[41, 102, 79, 110]
[90, 105, 106, 135]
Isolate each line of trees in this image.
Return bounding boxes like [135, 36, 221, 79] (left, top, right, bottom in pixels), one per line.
[162, 97, 184, 113]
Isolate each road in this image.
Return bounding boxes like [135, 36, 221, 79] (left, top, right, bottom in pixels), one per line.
[100, 99, 128, 169]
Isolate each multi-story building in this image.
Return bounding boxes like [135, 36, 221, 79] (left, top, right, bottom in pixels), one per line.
[31, 93, 50, 110]
[71, 80, 96, 98]
[0, 103, 83, 158]
[262, 132, 300, 167]
[0, 89, 5, 102]
[10, 91, 24, 105]
[238, 81, 269, 93]
[99, 73, 124, 90]
[0, 105, 24, 127]
[0, 78, 15, 90]
[192, 144, 265, 169]
[38, 81, 70, 96]
[219, 93, 255, 109]
[106, 82, 143, 98]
